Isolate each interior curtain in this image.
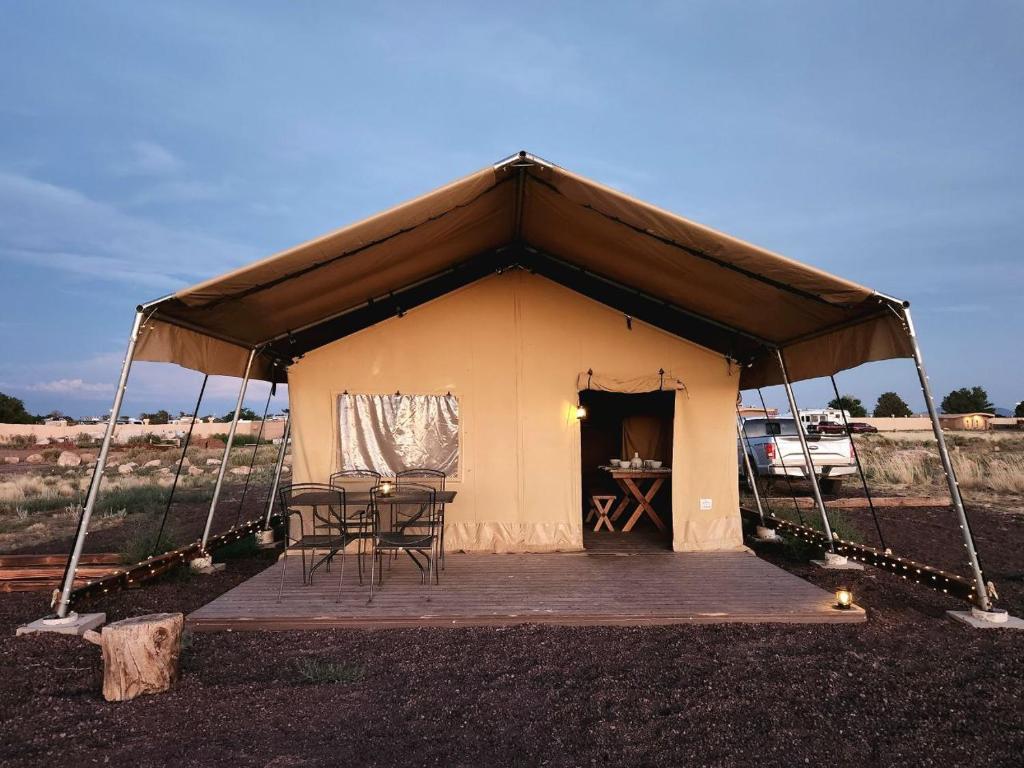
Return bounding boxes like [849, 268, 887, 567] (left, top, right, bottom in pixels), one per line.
[338, 393, 459, 477]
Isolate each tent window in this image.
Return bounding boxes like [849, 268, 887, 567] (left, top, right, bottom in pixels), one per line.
[337, 393, 459, 477]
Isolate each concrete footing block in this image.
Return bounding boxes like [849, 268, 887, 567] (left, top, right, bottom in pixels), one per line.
[189, 555, 225, 574]
[947, 608, 1024, 630]
[255, 529, 278, 549]
[812, 552, 865, 570]
[17, 612, 106, 637]
[753, 526, 782, 542]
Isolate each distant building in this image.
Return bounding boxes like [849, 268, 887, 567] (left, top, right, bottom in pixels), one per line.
[939, 413, 994, 431]
[43, 418, 68, 427]
[737, 405, 779, 420]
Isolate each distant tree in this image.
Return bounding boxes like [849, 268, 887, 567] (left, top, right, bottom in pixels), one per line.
[827, 395, 867, 418]
[873, 392, 913, 418]
[0, 392, 40, 424]
[940, 386, 994, 414]
[219, 407, 259, 422]
[140, 410, 170, 425]
[1015, 401, 1024, 418]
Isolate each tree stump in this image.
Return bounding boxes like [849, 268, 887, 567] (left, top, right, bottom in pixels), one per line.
[84, 613, 183, 702]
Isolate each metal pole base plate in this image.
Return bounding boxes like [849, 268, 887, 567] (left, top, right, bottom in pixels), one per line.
[947, 608, 1024, 630]
[17, 612, 106, 637]
[753, 526, 782, 542]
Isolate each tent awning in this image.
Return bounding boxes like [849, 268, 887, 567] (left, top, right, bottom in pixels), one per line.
[136, 151, 912, 387]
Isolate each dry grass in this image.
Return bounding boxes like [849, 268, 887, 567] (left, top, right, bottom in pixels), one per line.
[855, 431, 1024, 498]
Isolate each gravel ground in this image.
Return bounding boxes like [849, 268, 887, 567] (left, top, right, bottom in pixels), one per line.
[2, 505, 1023, 768]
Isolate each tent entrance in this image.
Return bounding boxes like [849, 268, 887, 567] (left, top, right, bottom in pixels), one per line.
[579, 390, 674, 552]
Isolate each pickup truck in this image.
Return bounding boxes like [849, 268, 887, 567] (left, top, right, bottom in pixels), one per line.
[738, 417, 856, 494]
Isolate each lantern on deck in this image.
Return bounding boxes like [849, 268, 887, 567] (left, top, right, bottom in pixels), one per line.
[835, 587, 853, 610]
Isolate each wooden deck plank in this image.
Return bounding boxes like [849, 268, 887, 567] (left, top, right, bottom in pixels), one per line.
[187, 550, 864, 630]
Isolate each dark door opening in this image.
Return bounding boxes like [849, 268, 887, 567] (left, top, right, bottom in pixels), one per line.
[579, 389, 674, 551]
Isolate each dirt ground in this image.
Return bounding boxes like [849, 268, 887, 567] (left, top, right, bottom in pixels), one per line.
[2, 501, 1023, 768]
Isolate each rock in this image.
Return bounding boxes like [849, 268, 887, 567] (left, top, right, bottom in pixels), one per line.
[281, 465, 291, 473]
[117, 463, 135, 475]
[57, 451, 82, 467]
[34, 438, 51, 446]
[3, 456, 19, 464]
[144, 459, 162, 468]
[206, 458, 222, 466]
[229, 466, 251, 476]
[25, 454, 44, 464]
[158, 467, 171, 475]
[187, 466, 204, 476]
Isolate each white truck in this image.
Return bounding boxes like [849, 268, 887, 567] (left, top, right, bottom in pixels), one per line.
[738, 417, 856, 495]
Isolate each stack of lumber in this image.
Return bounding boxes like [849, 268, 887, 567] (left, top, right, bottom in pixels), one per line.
[0, 553, 122, 592]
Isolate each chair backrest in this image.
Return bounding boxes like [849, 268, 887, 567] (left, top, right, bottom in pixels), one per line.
[370, 482, 439, 534]
[396, 468, 446, 492]
[330, 469, 382, 494]
[278, 482, 346, 529]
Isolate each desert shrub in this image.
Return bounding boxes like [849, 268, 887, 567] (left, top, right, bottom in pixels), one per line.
[211, 433, 265, 447]
[293, 658, 364, 685]
[74, 432, 99, 447]
[2, 434, 35, 449]
[125, 434, 159, 446]
[121, 523, 179, 563]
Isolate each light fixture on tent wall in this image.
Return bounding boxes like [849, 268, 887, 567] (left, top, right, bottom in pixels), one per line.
[835, 586, 853, 610]
[576, 369, 592, 420]
[625, 314, 632, 331]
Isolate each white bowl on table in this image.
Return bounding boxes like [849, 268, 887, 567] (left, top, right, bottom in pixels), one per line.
[648, 460, 663, 469]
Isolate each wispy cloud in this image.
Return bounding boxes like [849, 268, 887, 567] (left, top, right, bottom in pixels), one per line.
[27, 378, 114, 395]
[116, 140, 181, 176]
[0, 171, 256, 290]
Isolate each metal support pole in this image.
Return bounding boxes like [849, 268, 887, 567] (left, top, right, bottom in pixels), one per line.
[262, 411, 291, 530]
[775, 349, 835, 550]
[902, 306, 991, 610]
[736, 420, 766, 523]
[199, 348, 257, 553]
[55, 310, 145, 618]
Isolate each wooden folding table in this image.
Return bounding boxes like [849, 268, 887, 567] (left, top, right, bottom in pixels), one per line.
[604, 468, 671, 533]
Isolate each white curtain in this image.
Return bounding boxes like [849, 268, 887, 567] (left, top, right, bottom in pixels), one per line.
[338, 393, 459, 477]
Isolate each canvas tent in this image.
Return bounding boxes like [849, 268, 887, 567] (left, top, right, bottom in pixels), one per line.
[53, 151, 994, 618]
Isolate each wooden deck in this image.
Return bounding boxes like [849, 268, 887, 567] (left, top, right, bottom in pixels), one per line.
[188, 549, 864, 630]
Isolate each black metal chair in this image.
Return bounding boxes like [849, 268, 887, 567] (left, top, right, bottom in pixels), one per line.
[368, 482, 440, 603]
[329, 469, 380, 580]
[396, 468, 447, 568]
[276, 483, 363, 602]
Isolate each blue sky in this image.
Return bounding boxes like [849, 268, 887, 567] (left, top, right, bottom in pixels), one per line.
[1, 1, 1021, 418]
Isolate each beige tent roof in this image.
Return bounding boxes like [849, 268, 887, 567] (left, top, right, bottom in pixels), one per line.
[136, 151, 912, 388]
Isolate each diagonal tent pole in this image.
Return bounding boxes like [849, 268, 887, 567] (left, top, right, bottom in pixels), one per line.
[234, 377, 274, 525]
[262, 410, 291, 530]
[775, 349, 836, 551]
[150, 374, 208, 558]
[755, 387, 804, 525]
[55, 310, 145, 618]
[736, 415, 766, 524]
[828, 374, 888, 551]
[900, 305, 993, 611]
[199, 348, 257, 555]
